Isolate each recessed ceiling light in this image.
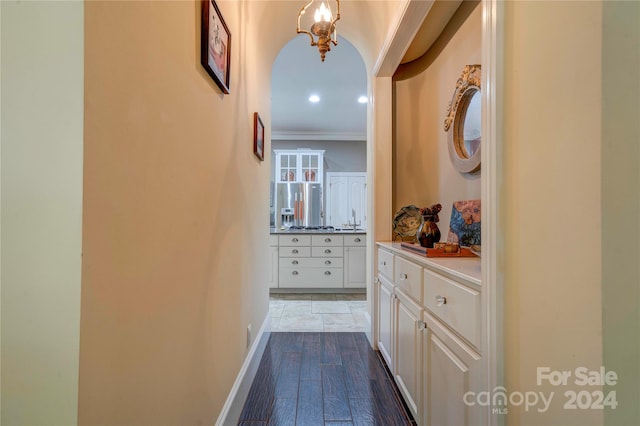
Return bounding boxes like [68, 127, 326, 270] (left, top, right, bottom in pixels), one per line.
[358, 95, 368, 104]
[309, 95, 320, 103]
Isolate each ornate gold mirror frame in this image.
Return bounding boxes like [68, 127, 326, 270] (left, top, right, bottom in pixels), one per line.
[444, 64, 482, 173]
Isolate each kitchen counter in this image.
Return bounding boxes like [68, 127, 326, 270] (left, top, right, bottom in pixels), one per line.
[270, 228, 366, 235]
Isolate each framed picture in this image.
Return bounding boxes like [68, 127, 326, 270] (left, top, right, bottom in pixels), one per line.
[201, 0, 231, 94]
[253, 112, 265, 161]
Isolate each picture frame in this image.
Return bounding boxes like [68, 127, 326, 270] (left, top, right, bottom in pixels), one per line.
[201, 0, 231, 94]
[253, 113, 265, 161]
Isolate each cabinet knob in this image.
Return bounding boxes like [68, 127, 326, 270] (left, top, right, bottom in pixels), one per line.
[292, 260, 299, 265]
[417, 320, 427, 331]
[292, 238, 299, 242]
[324, 271, 331, 275]
[400, 273, 408, 280]
[325, 260, 332, 265]
[324, 249, 332, 254]
[382, 261, 387, 266]
[292, 249, 299, 254]
[436, 295, 447, 306]
[325, 237, 332, 242]
[355, 238, 361, 242]
[292, 271, 299, 275]
[375, 277, 380, 284]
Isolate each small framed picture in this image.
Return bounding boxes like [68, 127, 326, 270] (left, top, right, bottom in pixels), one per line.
[253, 112, 265, 161]
[201, 0, 231, 94]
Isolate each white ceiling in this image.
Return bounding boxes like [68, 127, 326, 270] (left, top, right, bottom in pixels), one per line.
[271, 35, 367, 141]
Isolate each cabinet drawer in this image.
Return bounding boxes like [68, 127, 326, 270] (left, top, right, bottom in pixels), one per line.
[279, 246, 311, 257]
[312, 247, 343, 257]
[394, 256, 423, 303]
[281, 257, 343, 268]
[312, 235, 343, 247]
[423, 269, 480, 348]
[279, 267, 343, 288]
[344, 235, 366, 246]
[378, 249, 394, 280]
[279, 235, 312, 246]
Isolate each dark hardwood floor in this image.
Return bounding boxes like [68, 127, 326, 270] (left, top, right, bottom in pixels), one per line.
[238, 332, 415, 426]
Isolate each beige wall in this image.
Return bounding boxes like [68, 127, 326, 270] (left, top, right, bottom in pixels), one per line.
[1, 1, 84, 424]
[80, 1, 272, 423]
[503, 1, 604, 425]
[393, 3, 481, 235]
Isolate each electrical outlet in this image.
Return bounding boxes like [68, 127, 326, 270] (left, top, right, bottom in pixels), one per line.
[246, 324, 252, 348]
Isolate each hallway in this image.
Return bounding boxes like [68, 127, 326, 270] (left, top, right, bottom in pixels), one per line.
[238, 332, 414, 425]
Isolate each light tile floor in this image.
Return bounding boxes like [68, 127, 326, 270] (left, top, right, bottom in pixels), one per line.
[270, 292, 369, 332]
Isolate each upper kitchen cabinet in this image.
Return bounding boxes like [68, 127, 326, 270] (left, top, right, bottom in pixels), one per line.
[274, 149, 324, 184]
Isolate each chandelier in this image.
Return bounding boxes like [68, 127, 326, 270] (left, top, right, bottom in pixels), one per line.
[296, 0, 341, 62]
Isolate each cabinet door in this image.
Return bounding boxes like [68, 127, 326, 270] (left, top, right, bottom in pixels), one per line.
[278, 153, 297, 182]
[423, 313, 483, 426]
[326, 173, 366, 229]
[300, 153, 321, 182]
[344, 246, 366, 288]
[376, 275, 394, 369]
[327, 175, 349, 227]
[349, 175, 367, 230]
[394, 289, 423, 419]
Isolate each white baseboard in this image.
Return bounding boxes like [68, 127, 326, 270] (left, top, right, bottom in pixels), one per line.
[215, 312, 271, 426]
[364, 311, 373, 346]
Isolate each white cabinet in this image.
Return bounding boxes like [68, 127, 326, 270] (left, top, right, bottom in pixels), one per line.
[344, 234, 366, 288]
[422, 311, 482, 426]
[376, 274, 394, 368]
[375, 243, 484, 426]
[268, 235, 278, 289]
[326, 172, 367, 230]
[278, 234, 342, 289]
[394, 288, 423, 419]
[274, 149, 324, 183]
[273, 233, 366, 289]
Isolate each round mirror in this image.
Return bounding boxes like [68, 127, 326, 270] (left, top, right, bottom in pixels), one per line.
[444, 65, 481, 173]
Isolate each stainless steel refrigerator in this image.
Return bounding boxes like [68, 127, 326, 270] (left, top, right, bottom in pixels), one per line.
[275, 182, 323, 228]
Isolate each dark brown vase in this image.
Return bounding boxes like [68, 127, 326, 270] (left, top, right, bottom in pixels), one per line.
[417, 215, 441, 248]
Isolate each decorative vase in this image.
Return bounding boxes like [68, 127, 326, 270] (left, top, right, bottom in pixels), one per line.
[417, 214, 441, 248]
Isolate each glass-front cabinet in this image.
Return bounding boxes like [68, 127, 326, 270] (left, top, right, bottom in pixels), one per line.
[274, 149, 324, 183]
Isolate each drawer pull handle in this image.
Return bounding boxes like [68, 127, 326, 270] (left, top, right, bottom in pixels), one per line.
[382, 261, 387, 266]
[292, 249, 299, 254]
[324, 249, 332, 254]
[292, 238, 299, 242]
[355, 238, 361, 242]
[436, 295, 447, 306]
[325, 260, 332, 265]
[324, 271, 331, 275]
[292, 271, 299, 275]
[292, 260, 298, 265]
[325, 237, 332, 242]
[400, 273, 408, 280]
[417, 320, 427, 331]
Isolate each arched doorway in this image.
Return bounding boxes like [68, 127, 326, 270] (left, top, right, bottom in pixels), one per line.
[268, 35, 370, 332]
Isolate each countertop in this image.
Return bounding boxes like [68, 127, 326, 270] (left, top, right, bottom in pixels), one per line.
[377, 241, 481, 286]
[270, 228, 366, 235]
